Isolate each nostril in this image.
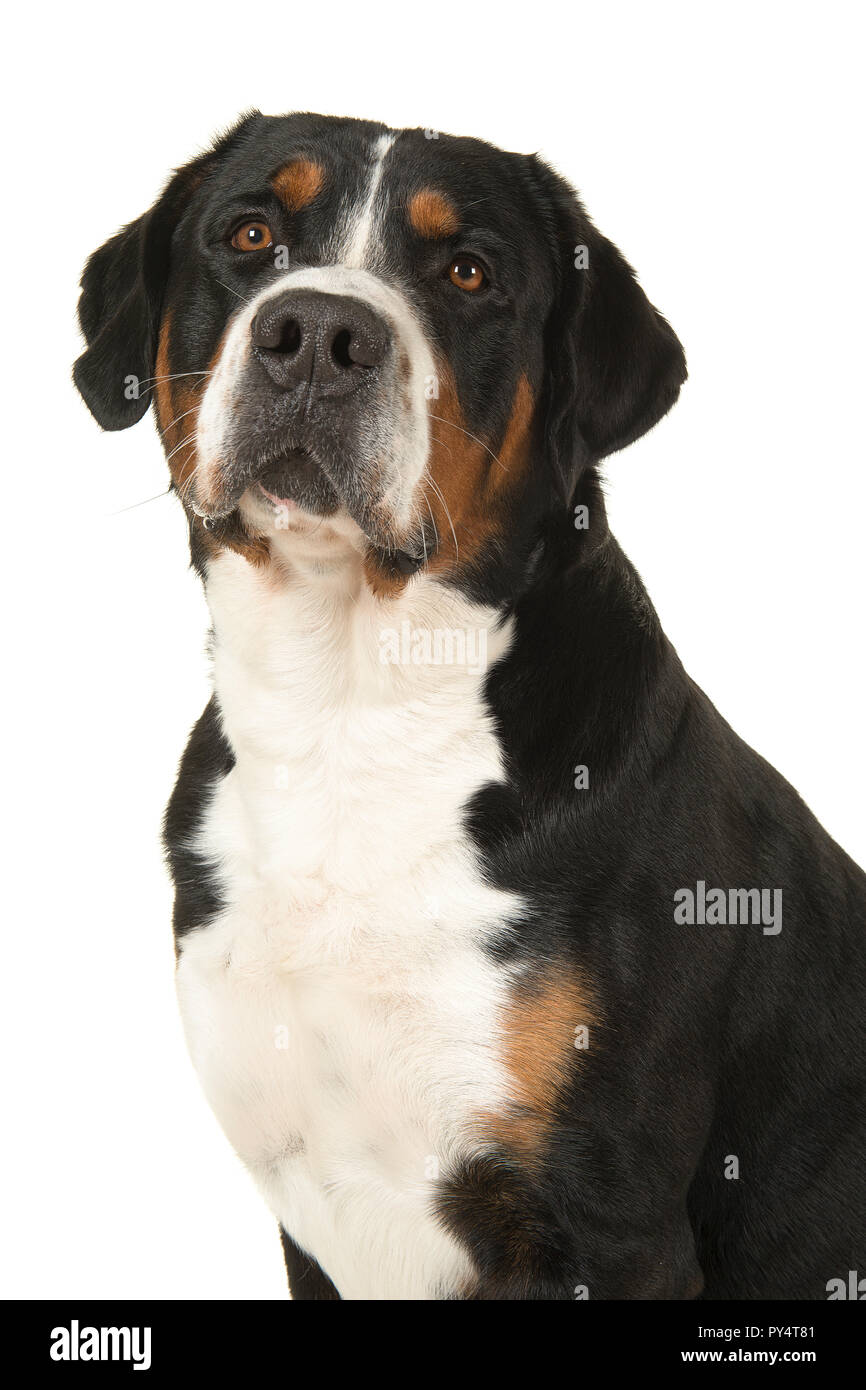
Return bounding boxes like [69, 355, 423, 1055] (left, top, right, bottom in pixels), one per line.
[271, 318, 302, 355]
[331, 329, 354, 370]
[332, 326, 385, 370]
[252, 309, 303, 354]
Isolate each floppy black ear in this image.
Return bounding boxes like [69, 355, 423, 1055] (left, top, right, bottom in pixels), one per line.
[529, 156, 687, 502]
[73, 112, 262, 431]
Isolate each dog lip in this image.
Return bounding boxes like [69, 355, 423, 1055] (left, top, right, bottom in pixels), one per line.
[190, 497, 236, 523]
[256, 445, 323, 501]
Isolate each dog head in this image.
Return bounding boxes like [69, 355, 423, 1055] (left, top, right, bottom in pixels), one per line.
[75, 112, 685, 595]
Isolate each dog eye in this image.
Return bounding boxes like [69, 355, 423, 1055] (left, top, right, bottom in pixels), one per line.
[448, 257, 486, 292]
[231, 221, 274, 252]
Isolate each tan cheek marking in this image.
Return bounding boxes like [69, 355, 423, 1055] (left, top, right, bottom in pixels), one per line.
[408, 188, 460, 239]
[271, 158, 325, 212]
[362, 472, 415, 598]
[362, 555, 410, 600]
[425, 364, 535, 573]
[154, 312, 197, 502]
[154, 313, 269, 568]
[155, 313, 218, 500]
[483, 970, 598, 1164]
[153, 315, 174, 437]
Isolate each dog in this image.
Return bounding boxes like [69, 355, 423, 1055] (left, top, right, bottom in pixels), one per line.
[74, 112, 866, 1300]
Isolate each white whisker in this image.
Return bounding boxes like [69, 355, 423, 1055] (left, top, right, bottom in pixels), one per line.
[428, 413, 509, 474]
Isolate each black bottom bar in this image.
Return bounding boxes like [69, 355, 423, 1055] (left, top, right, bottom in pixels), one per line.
[2, 1297, 861, 1375]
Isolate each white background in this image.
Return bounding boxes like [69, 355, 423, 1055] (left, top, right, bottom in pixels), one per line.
[2, 0, 863, 1298]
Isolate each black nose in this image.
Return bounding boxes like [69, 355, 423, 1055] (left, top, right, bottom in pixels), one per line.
[250, 289, 391, 394]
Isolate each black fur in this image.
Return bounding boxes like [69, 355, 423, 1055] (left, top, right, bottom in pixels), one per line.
[458, 485, 866, 1297]
[74, 115, 261, 431]
[279, 1230, 341, 1301]
[162, 697, 234, 947]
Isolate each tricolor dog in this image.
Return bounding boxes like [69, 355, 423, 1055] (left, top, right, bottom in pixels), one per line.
[74, 112, 866, 1300]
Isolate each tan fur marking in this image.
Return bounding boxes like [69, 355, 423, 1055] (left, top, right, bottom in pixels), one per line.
[486, 969, 597, 1163]
[154, 313, 269, 567]
[425, 364, 535, 575]
[154, 312, 199, 500]
[362, 552, 411, 600]
[407, 189, 460, 240]
[271, 159, 325, 212]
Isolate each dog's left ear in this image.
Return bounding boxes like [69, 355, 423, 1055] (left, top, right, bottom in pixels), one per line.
[74, 111, 262, 430]
[528, 156, 687, 503]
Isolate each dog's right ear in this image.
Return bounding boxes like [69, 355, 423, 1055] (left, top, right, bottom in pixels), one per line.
[527, 155, 687, 507]
[73, 112, 262, 431]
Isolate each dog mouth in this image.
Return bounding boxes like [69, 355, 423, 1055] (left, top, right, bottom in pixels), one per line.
[203, 416, 425, 565]
[254, 448, 341, 517]
[229, 428, 399, 547]
[209, 440, 428, 576]
[239, 446, 427, 575]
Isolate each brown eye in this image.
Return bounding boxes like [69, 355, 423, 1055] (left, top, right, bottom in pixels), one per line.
[449, 257, 486, 292]
[231, 221, 274, 252]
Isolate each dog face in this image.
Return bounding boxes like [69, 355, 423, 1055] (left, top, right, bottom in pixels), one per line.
[75, 112, 686, 595]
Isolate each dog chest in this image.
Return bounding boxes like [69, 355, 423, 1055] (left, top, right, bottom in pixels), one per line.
[174, 555, 523, 1297]
[175, 859, 517, 1298]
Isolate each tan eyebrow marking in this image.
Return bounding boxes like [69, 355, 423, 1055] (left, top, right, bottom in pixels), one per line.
[407, 188, 460, 239]
[271, 158, 325, 212]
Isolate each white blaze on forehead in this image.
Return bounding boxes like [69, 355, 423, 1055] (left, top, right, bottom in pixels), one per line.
[336, 133, 397, 268]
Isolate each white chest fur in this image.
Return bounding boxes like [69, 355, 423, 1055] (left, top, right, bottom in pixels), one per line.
[175, 539, 524, 1299]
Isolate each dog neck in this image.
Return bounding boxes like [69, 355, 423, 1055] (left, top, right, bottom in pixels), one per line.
[203, 529, 510, 768]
